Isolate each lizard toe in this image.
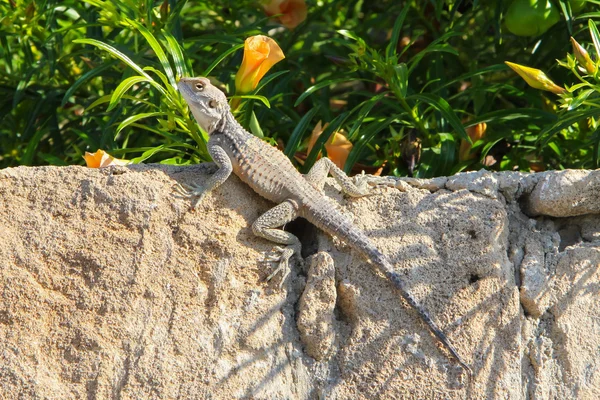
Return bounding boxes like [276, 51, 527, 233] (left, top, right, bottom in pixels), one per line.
[263, 246, 296, 285]
[173, 182, 209, 209]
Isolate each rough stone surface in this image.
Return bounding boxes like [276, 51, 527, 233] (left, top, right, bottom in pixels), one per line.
[0, 165, 599, 399]
[525, 169, 600, 217]
[297, 252, 337, 361]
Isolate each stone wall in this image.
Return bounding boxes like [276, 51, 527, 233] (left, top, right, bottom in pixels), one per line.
[0, 165, 598, 399]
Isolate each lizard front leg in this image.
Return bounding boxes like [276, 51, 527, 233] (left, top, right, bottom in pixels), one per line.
[178, 142, 233, 208]
[305, 157, 370, 197]
[252, 199, 301, 286]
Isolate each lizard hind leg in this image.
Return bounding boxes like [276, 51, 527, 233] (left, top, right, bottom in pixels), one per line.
[305, 157, 370, 197]
[252, 199, 301, 287]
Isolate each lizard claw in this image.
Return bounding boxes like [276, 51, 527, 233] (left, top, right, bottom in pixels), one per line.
[262, 246, 296, 288]
[353, 172, 398, 192]
[350, 171, 377, 196]
[173, 182, 208, 209]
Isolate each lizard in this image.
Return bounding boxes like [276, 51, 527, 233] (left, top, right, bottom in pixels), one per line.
[176, 76, 472, 378]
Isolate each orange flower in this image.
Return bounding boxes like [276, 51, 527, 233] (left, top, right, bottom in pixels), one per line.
[83, 150, 130, 168]
[459, 122, 487, 162]
[261, 0, 307, 29]
[234, 35, 285, 94]
[307, 121, 353, 169]
[505, 61, 566, 95]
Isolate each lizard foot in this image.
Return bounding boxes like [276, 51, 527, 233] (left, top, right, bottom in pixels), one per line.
[350, 171, 372, 196]
[353, 171, 402, 192]
[262, 245, 296, 288]
[173, 182, 207, 209]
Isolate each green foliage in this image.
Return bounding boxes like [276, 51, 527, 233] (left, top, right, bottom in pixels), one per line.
[539, 20, 600, 168]
[0, 0, 599, 176]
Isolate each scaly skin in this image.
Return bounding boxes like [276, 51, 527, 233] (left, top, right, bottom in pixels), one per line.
[177, 77, 472, 378]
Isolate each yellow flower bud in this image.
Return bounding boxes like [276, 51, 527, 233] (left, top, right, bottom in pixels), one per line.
[570, 37, 596, 75]
[505, 61, 566, 95]
[234, 35, 285, 95]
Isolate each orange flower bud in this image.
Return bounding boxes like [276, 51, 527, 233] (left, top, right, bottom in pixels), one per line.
[234, 35, 285, 94]
[83, 150, 130, 168]
[307, 121, 353, 169]
[261, 0, 307, 29]
[570, 37, 597, 75]
[505, 61, 566, 95]
[459, 122, 487, 162]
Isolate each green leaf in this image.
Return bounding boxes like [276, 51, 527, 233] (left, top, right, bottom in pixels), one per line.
[129, 145, 166, 163]
[230, 95, 271, 108]
[407, 93, 468, 142]
[438, 133, 456, 176]
[202, 43, 244, 76]
[162, 29, 189, 78]
[345, 116, 397, 173]
[13, 65, 37, 109]
[347, 93, 387, 141]
[407, 31, 461, 75]
[284, 107, 320, 157]
[539, 108, 600, 144]
[189, 35, 244, 46]
[107, 76, 151, 111]
[21, 114, 48, 165]
[566, 88, 595, 110]
[126, 18, 176, 87]
[386, 5, 410, 60]
[466, 108, 557, 126]
[74, 38, 151, 81]
[295, 77, 356, 107]
[593, 127, 600, 168]
[407, 44, 459, 75]
[116, 112, 168, 135]
[253, 70, 289, 93]
[337, 30, 364, 42]
[557, 0, 573, 35]
[393, 63, 408, 98]
[433, 64, 507, 93]
[415, 147, 440, 178]
[61, 60, 118, 107]
[547, 141, 563, 158]
[248, 111, 264, 138]
[589, 19, 600, 60]
[86, 94, 157, 111]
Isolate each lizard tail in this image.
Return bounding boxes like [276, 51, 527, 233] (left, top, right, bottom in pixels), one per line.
[302, 203, 472, 376]
[359, 242, 473, 377]
[384, 267, 473, 377]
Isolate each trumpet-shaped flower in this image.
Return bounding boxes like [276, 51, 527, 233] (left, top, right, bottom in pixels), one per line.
[83, 150, 130, 168]
[234, 35, 285, 95]
[261, 0, 307, 29]
[505, 61, 566, 95]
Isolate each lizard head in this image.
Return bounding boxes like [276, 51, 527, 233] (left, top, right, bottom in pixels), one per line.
[178, 77, 229, 134]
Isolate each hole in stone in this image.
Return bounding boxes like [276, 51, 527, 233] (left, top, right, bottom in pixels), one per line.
[557, 224, 582, 251]
[285, 217, 318, 259]
[469, 273, 480, 284]
[467, 229, 477, 239]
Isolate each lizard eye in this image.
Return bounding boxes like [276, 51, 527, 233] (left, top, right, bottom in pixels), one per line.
[208, 99, 218, 108]
[195, 82, 204, 91]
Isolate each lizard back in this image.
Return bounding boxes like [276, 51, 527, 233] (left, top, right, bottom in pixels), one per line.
[211, 115, 323, 206]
